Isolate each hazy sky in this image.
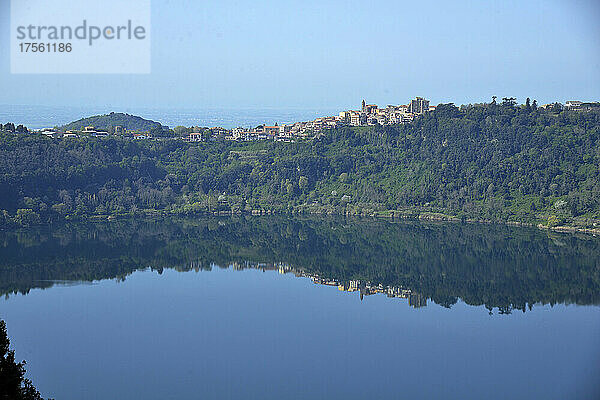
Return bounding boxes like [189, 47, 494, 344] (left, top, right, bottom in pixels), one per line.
[0, 0, 599, 109]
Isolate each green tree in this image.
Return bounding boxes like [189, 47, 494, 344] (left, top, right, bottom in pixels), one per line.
[0, 320, 46, 400]
[502, 97, 517, 107]
[15, 209, 41, 226]
[298, 176, 308, 191]
[173, 126, 189, 137]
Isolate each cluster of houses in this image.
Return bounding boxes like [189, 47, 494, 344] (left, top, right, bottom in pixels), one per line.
[561, 101, 600, 111]
[538, 100, 600, 111]
[39, 125, 152, 139]
[187, 97, 434, 142]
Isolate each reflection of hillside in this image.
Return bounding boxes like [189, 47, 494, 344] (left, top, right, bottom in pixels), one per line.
[0, 216, 599, 313]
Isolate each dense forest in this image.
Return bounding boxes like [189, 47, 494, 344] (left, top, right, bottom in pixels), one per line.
[1, 101, 599, 229]
[1, 216, 599, 313]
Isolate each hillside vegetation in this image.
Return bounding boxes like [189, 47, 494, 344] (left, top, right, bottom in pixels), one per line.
[1, 102, 599, 230]
[60, 112, 167, 133]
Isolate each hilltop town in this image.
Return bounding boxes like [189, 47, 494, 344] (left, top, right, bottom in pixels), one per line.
[192, 96, 434, 142]
[3, 97, 599, 142]
[186, 98, 598, 142]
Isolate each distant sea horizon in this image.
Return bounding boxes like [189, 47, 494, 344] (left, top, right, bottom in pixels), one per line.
[0, 104, 341, 130]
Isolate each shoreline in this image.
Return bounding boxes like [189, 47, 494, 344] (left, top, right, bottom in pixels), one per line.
[3, 208, 598, 236]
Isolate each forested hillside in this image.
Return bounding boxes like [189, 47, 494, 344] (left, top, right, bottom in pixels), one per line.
[60, 112, 167, 133]
[1, 102, 599, 229]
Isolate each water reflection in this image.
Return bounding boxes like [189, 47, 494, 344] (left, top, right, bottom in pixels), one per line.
[213, 260, 427, 308]
[1, 216, 599, 314]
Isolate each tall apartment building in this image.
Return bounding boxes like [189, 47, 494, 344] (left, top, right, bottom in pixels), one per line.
[409, 97, 430, 114]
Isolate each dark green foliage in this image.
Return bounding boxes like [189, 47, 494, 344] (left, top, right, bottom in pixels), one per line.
[60, 112, 167, 133]
[0, 320, 45, 400]
[1, 123, 16, 133]
[0, 104, 599, 227]
[1, 123, 28, 134]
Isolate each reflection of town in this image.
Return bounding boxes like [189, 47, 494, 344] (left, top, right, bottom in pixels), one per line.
[186, 260, 427, 308]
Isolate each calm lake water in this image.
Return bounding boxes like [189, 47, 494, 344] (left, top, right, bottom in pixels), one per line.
[1, 217, 599, 400]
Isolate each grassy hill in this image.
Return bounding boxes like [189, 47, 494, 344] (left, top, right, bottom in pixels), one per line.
[61, 112, 167, 133]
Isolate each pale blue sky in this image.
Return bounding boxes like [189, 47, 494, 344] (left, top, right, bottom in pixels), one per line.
[1, 0, 599, 109]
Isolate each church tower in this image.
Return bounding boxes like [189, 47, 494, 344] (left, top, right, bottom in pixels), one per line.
[362, 99, 366, 112]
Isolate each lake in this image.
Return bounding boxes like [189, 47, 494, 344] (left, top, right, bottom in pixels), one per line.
[1, 216, 599, 400]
